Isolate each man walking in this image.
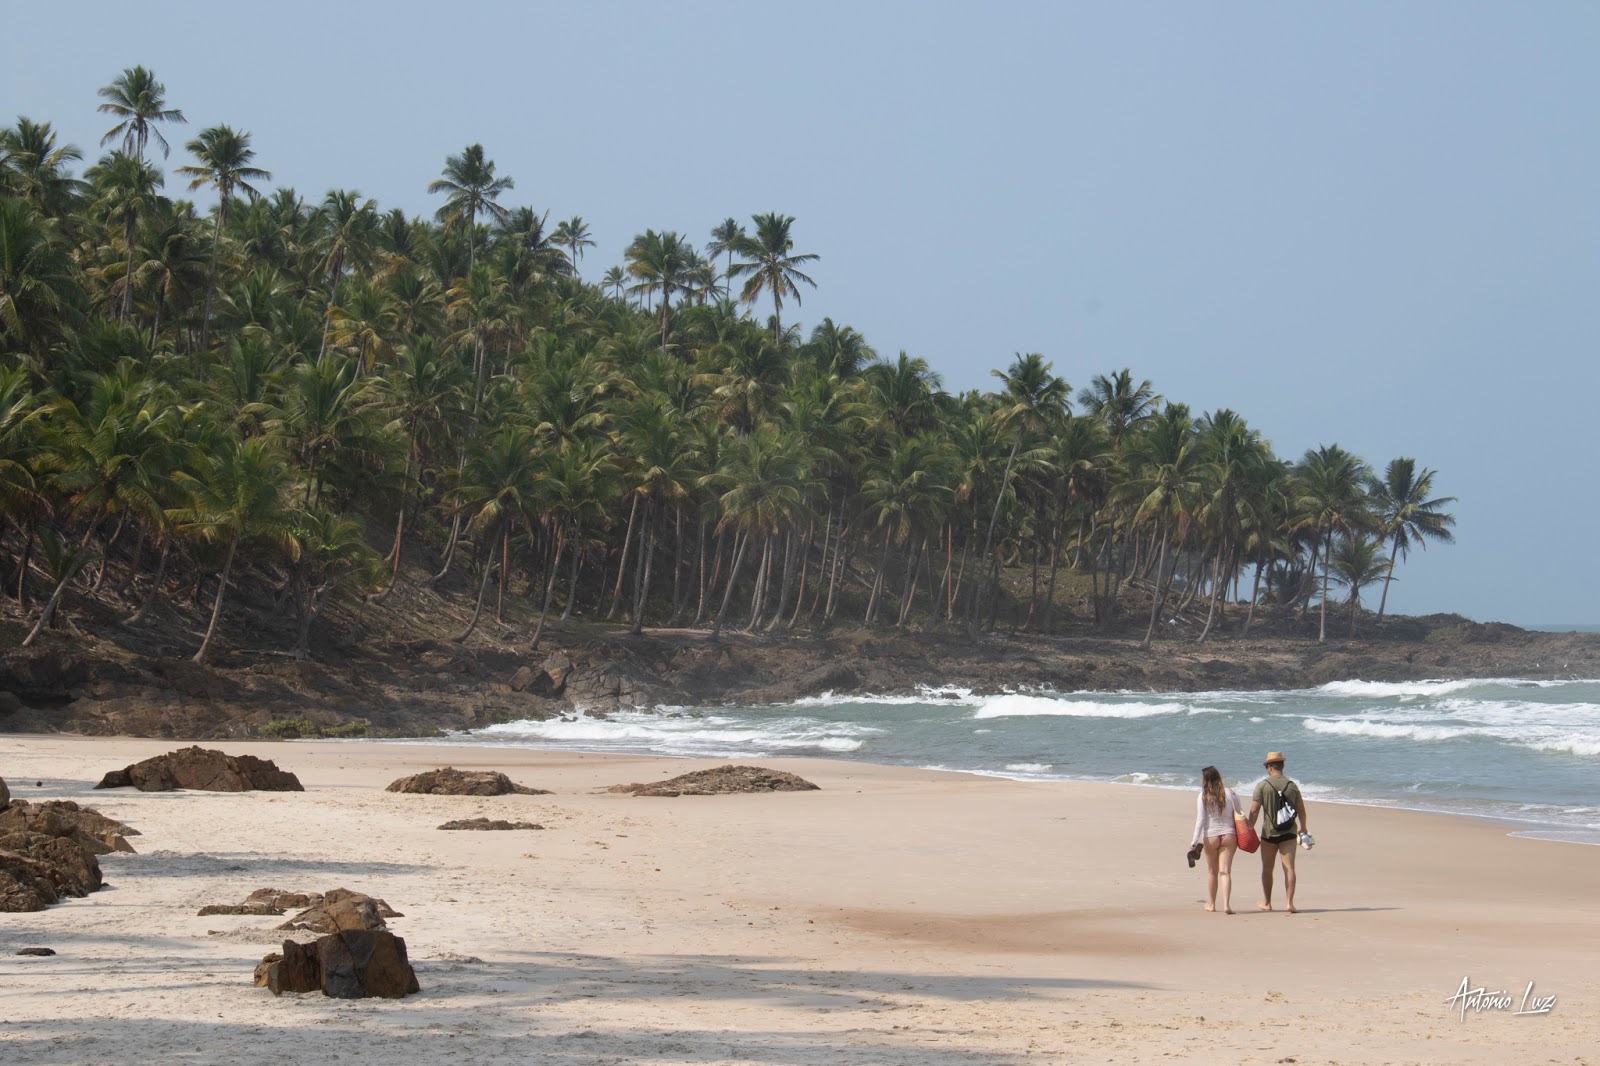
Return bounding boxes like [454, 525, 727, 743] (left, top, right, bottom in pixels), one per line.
[1248, 751, 1308, 913]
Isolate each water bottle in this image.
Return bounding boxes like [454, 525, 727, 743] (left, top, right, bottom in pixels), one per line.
[1298, 831, 1315, 850]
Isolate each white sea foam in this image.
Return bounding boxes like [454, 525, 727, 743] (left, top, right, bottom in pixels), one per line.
[475, 710, 872, 754]
[1524, 735, 1600, 757]
[1004, 763, 1054, 773]
[1302, 718, 1482, 742]
[973, 694, 1187, 720]
[790, 685, 975, 708]
[1316, 679, 1482, 699]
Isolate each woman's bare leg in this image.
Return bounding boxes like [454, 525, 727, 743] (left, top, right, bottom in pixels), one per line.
[1203, 838, 1221, 911]
[1220, 837, 1238, 914]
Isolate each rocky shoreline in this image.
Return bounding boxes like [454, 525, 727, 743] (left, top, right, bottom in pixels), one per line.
[3, 615, 1597, 740]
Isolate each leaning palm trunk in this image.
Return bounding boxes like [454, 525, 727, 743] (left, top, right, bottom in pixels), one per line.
[1376, 535, 1401, 621]
[607, 495, 640, 620]
[560, 520, 584, 622]
[124, 538, 170, 626]
[1318, 530, 1332, 643]
[453, 529, 500, 643]
[1140, 523, 1169, 649]
[1240, 561, 1264, 637]
[21, 551, 97, 649]
[968, 438, 1021, 637]
[294, 582, 335, 660]
[630, 500, 657, 636]
[711, 531, 751, 637]
[193, 538, 239, 665]
[530, 524, 567, 649]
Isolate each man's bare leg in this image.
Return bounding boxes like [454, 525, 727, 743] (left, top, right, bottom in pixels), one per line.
[1280, 841, 1299, 913]
[1258, 840, 1278, 910]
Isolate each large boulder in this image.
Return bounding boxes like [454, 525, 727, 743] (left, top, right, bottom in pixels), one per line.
[384, 767, 548, 796]
[279, 888, 402, 935]
[0, 831, 103, 911]
[256, 930, 420, 999]
[95, 746, 303, 792]
[607, 764, 820, 797]
[200, 887, 318, 916]
[0, 775, 9, 810]
[0, 800, 137, 856]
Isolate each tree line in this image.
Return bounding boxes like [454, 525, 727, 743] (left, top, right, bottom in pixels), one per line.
[0, 66, 1458, 664]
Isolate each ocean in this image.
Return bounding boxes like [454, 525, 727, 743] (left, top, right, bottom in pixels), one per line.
[438, 677, 1600, 845]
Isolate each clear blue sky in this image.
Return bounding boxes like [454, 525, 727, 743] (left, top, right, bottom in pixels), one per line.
[5, 2, 1598, 623]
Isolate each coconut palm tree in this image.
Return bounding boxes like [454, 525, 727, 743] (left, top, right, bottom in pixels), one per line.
[1077, 369, 1162, 452]
[176, 125, 271, 351]
[85, 152, 165, 323]
[707, 218, 745, 303]
[450, 423, 542, 641]
[0, 196, 80, 356]
[1329, 533, 1391, 637]
[168, 434, 297, 664]
[1122, 403, 1204, 648]
[601, 265, 626, 302]
[288, 506, 382, 658]
[0, 118, 85, 217]
[552, 216, 594, 277]
[1367, 458, 1456, 620]
[969, 352, 1069, 635]
[97, 66, 186, 164]
[1295, 443, 1374, 642]
[625, 229, 695, 344]
[729, 213, 818, 341]
[427, 143, 512, 270]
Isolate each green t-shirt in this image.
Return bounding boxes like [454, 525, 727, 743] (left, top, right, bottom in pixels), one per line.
[1253, 776, 1303, 841]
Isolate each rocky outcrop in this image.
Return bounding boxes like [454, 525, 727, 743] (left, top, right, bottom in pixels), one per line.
[384, 767, 548, 796]
[0, 799, 136, 912]
[0, 800, 138, 855]
[607, 764, 821, 797]
[437, 818, 546, 831]
[95, 746, 303, 792]
[0, 775, 9, 810]
[278, 888, 402, 934]
[256, 930, 420, 999]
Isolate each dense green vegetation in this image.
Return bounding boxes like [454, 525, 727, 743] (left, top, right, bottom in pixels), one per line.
[0, 68, 1458, 663]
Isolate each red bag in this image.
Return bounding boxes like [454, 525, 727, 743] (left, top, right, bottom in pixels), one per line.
[1234, 795, 1260, 853]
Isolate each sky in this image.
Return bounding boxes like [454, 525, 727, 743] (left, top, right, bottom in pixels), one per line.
[5, 2, 1598, 624]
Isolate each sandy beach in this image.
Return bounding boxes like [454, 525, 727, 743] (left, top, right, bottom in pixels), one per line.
[1, 737, 1595, 1065]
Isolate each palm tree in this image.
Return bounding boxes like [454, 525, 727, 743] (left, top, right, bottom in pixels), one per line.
[1329, 533, 1391, 637]
[601, 265, 626, 302]
[969, 353, 1070, 635]
[625, 229, 695, 344]
[552, 216, 594, 277]
[1, 118, 85, 217]
[0, 197, 80, 356]
[1122, 404, 1204, 648]
[707, 218, 745, 303]
[85, 152, 165, 323]
[96, 66, 186, 164]
[176, 125, 271, 351]
[168, 435, 297, 664]
[1296, 444, 1373, 642]
[1367, 458, 1456, 620]
[730, 213, 818, 340]
[1078, 369, 1162, 451]
[450, 423, 542, 641]
[289, 507, 381, 658]
[427, 144, 512, 270]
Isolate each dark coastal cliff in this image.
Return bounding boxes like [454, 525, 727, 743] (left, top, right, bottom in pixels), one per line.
[3, 614, 1595, 740]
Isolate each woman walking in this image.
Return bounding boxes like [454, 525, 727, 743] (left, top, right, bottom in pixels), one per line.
[1189, 765, 1239, 913]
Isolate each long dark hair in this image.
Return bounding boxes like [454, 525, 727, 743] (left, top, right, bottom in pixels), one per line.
[1201, 765, 1226, 812]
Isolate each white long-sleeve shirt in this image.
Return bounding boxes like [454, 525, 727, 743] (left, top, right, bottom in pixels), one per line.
[1191, 789, 1238, 845]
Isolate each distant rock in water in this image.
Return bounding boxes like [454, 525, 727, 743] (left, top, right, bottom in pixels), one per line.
[607, 764, 820, 797]
[256, 930, 420, 999]
[385, 767, 549, 796]
[94, 746, 303, 792]
[437, 818, 546, 831]
[0, 799, 136, 911]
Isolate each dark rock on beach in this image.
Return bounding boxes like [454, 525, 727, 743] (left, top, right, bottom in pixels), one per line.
[0, 775, 9, 810]
[608, 764, 820, 797]
[437, 818, 546, 831]
[385, 767, 548, 796]
[0, 799, 138, 912]
[256, 930, 420, 999]
[16, 947, 56, 956]
[95, 746, 303, 792]
[278, 888, 402, 934]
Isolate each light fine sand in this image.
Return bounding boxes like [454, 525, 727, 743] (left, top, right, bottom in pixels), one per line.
[1, 737, 1595, 1065]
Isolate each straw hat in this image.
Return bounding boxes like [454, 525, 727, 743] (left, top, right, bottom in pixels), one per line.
[1263, 751, 1286, 766]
